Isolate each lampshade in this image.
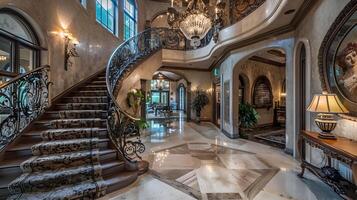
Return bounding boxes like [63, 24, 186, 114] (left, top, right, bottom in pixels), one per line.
[307, 92, 349, 114]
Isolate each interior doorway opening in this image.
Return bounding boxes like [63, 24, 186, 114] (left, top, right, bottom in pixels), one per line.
[146, 71, 188, 120]
[234, 49, 287, 149]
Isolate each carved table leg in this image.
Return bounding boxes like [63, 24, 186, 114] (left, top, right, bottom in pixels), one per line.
[298, 162, 306, 177]
[353, 161, 357, 185]
[297, 134, 306, 178]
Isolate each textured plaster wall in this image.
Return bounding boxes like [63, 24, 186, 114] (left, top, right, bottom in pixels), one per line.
[117, 51, 163, 116]
[0, 0, 146, 100]
[295, 0, 356, 181]
[234, 60, 285, 125]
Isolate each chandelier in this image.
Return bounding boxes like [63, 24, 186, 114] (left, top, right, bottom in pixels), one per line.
[167, 0, 225, 48]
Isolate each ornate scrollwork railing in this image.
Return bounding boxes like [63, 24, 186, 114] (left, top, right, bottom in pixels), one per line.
[106, 27, 214, 162]
[0, 66, 50, 152]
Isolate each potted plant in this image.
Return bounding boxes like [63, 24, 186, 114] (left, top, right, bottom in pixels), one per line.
[192, 90, 209, 123]
[126, 89, 149, 131]
[239, 102, 259, 139]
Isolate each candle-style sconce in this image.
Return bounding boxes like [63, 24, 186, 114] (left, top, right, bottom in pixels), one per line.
[53, 30, 79, 71]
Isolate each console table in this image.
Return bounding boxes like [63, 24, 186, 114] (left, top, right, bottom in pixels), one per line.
[298, 130, 357, 199]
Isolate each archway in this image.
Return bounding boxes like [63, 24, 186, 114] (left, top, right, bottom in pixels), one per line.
[146, 70, 189, 121]
[232, 48, 287, 149]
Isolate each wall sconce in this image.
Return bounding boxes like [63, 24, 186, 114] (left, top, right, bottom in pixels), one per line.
[53, 30, 80, 71]
[206, 87, 213, 95]
[0, 56, 7, 61]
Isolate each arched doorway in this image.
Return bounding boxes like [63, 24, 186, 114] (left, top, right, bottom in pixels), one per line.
[146, 71, 189, 120]
[232, 48, 287, 148]
[0, 8, 41, 84]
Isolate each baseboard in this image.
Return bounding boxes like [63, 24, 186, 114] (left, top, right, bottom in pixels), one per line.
[221, 129, 239, 139]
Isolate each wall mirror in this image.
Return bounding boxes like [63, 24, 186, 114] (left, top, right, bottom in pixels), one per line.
[319, 1, 357, 120]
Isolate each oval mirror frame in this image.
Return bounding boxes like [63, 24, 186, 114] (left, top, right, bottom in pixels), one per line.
[318, 1, 357, 121]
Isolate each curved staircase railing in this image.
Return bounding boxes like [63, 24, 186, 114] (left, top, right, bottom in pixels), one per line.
[0, 66, 51, 152]
[105, 27, 214, 162]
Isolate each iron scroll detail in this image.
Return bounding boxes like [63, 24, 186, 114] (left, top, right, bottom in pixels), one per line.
[0, 66, 51, 152]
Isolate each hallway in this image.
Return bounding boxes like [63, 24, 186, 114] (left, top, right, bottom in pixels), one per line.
[101, 120, 341, 200]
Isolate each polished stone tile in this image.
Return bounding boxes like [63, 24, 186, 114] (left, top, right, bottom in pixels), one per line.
[106, 120, 343, 200]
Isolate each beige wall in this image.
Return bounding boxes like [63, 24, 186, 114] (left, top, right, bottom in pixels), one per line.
[0, 0, 146, 99]
[234, 60, 285, 125]
[162, 69, 214, 121]
[295, 0, 357, 181]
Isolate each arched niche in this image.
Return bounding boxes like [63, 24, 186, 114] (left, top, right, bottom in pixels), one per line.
[252, 75, 273, 109]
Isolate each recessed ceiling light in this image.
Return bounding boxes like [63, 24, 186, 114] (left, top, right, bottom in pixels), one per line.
[284, 9, 296, 15]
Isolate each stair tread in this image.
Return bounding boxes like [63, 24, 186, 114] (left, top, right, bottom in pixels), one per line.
[0, 170, 20, 188]
[104, 171, 138, 185]
[7, 180, 105, 199]
[23, 127, 107, 136]
[0, 156, 28, 169]
[36, 118, 106, 123]
[35, 138, 109, 145]
[46, 110, 107, 114]
[101, 160, 125, 170]
[7, 141, 37, 151]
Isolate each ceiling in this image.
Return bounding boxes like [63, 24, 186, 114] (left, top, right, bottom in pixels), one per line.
[249, 49, 286, 67]
[153, 71, 183, 81]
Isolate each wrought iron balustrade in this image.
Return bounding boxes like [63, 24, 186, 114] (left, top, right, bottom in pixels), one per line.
[106, 27, 214, 163]
[0, 66, 51, 152]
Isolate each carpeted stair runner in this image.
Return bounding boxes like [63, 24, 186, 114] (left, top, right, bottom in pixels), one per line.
[7, 74, 111, 199]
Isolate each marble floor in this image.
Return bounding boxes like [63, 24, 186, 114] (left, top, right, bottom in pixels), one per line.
[100, 119, 342, 200]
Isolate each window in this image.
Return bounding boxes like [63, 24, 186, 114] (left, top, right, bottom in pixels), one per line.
[79, 0, 87, 8]
[178, 84, 186, 111]
[96, 0, 117, 33]
[123, 0, 137, 40]
[0, 11, 40, 83]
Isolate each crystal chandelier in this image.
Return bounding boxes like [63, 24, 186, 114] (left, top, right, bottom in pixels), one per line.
[167, 0, 225, 48]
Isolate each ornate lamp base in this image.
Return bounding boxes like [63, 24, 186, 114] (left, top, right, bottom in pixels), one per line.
[315, 113, 337, 140]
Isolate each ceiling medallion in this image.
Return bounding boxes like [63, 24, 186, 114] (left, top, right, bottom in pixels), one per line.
[167, 0, 225, 48]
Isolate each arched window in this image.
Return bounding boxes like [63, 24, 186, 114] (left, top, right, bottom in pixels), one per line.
[123, 0, 137, 40]
[252, 76, 273, 108]
[0, 9, 40, 83]
[96, 0, 117, 34]
[178, 84, 186, 111]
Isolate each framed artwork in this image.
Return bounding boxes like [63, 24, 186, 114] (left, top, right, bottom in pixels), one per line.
[319, 1, 357, 120]
[252, 76, 273, 109]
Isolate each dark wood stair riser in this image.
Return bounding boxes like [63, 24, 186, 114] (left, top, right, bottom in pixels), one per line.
[43, 111, 107, 119]
[62, 97, 108, 104]
[54, 103, 108, 111]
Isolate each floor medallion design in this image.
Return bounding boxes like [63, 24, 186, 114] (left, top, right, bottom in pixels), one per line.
[148, 143, 279, 200]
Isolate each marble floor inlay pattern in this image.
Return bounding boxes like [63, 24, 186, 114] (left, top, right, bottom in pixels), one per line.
[101, 120, 343, 200]
[148, 143, 279, 199]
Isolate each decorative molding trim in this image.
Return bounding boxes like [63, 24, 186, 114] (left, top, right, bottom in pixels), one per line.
[249, 56, 285, 67]
[208, 0, 316, 71]
[160, 66, 211, 72]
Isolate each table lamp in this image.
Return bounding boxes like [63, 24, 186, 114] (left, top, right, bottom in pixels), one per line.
[307, 92, 349, 139]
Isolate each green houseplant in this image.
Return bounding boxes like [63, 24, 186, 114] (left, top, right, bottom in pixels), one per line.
[239, 102, 259, 139]
[192, 90, 209, 123]
[126, 89, 149, 130]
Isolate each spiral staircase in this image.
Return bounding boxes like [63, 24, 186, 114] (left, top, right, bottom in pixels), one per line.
[0, 28, 213, 199]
